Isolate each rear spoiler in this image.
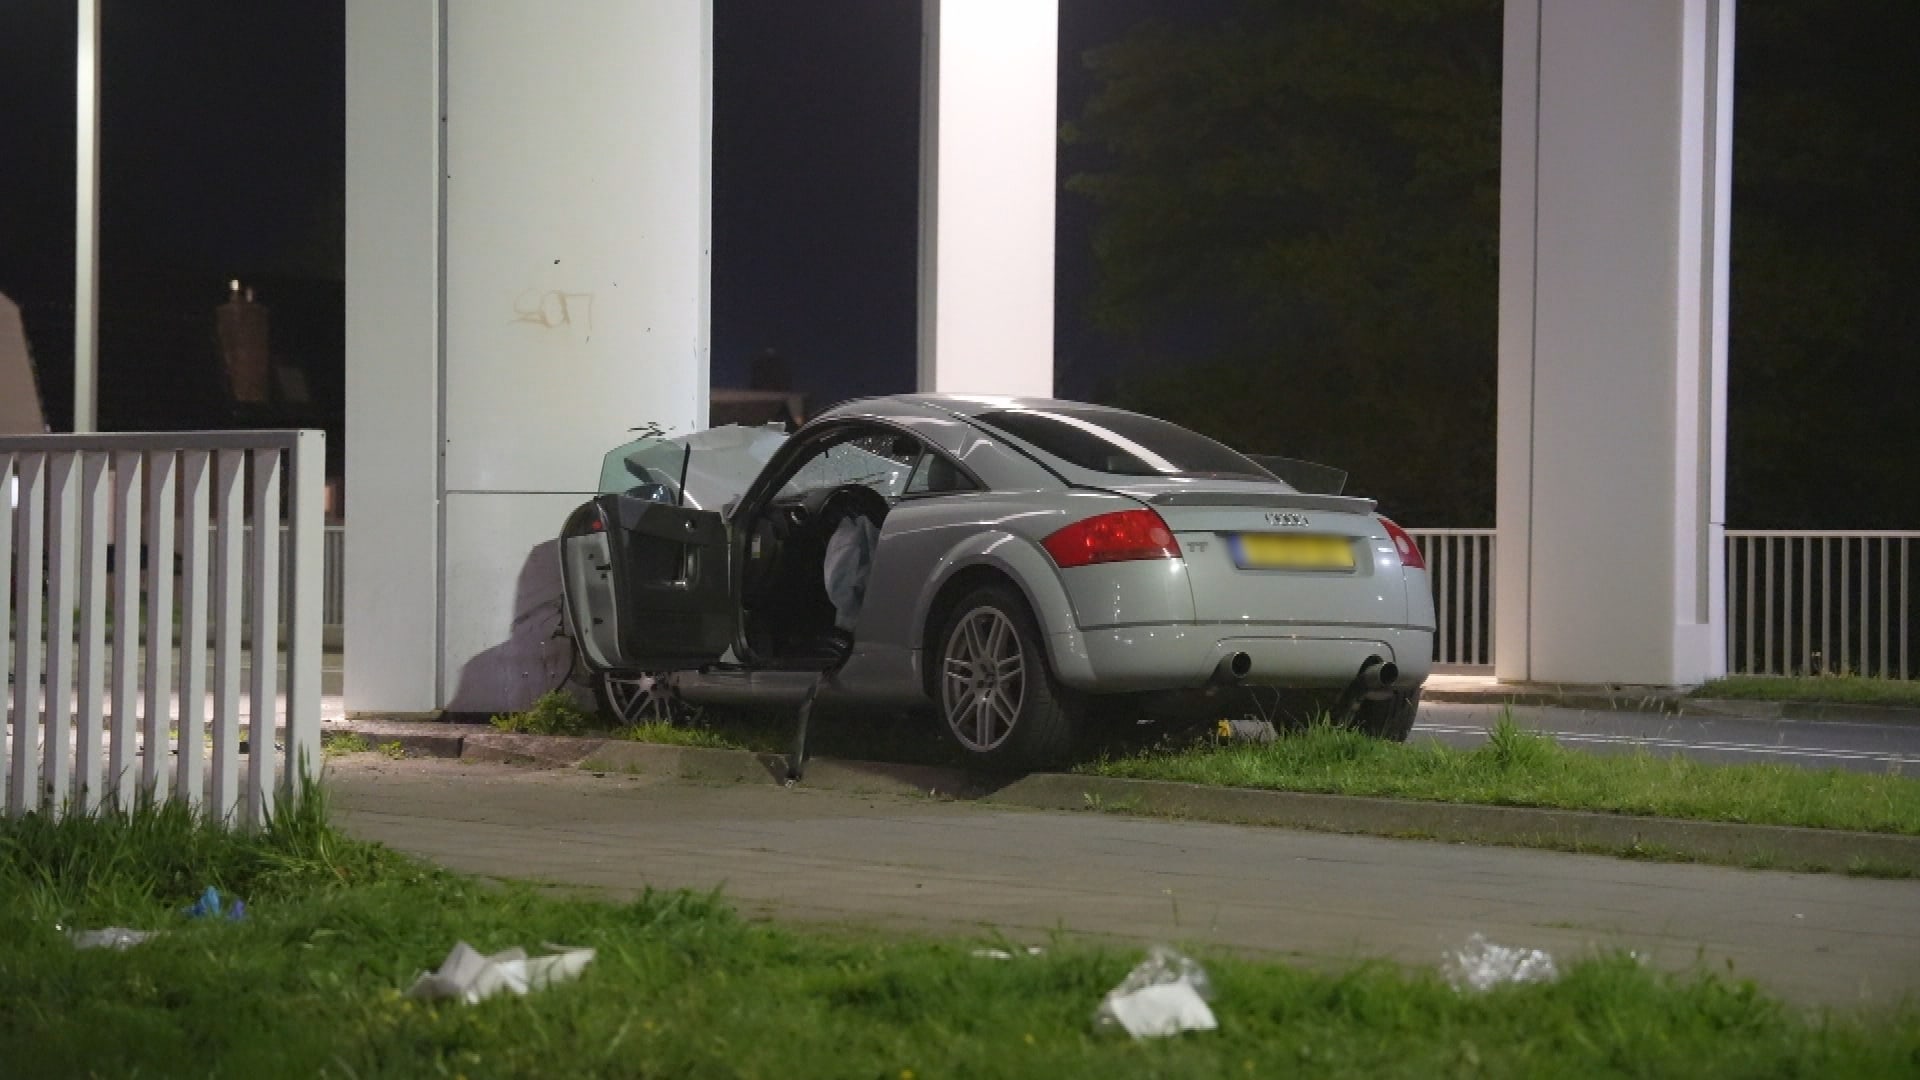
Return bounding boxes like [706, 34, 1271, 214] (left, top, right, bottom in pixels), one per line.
[1147, 490, 1377, 515]
[1245, 454, 1349, 496]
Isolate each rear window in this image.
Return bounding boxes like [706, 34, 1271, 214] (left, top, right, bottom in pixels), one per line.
[974, 408, 1273, 481]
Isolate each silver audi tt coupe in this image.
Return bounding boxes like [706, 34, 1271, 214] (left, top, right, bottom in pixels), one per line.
[559, 394, 1436, 769]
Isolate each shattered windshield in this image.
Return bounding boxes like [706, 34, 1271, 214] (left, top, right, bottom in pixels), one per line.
[781, 435, 916, 499]
[598, 424, 788, 511]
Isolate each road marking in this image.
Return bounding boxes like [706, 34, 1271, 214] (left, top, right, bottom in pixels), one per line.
[1412, 723, 1920, 768]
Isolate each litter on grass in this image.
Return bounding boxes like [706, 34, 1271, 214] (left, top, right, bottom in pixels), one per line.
[183, 886, 246, 921]
[1093, 946, 1218, 1039]
[970, 946, 1046, 960]
[67, 927, 157, 950]
[1442, 933, 1559, 992]
[408, 941, 596, 1004]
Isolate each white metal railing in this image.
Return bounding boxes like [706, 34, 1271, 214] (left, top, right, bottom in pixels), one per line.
[1726, 531, 1916, 679]
[1399, 527, 1917, 679]
[217, 524, 344, 637]
[325, 524, 343, 630]
[3, 431, 325, 825]
[1406, 529, 1496, 671]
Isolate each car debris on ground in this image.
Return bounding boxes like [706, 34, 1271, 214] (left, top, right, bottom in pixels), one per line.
[1094, 946, 1219, 1038]
[1442, 933, 1559, 992]
[66, 927, 157, 950]
[407, 941, 597, 1004]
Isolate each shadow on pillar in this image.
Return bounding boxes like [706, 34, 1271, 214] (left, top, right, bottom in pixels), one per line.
[445, 539, 579, 715]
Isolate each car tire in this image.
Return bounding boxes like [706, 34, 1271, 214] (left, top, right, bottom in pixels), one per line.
[935, 585, 1078, 770]
[1350, 688, 1421, 742]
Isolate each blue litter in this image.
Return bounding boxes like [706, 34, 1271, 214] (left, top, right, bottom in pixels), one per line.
[183, 886, 247, 921]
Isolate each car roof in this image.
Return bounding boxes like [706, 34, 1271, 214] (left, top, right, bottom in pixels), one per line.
[818, 393, 1128, 422]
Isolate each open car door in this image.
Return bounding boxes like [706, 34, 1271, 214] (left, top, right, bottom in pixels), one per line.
[561, 435, 736, 672]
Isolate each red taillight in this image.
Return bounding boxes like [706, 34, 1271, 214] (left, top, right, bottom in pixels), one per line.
[1378, 516, 1425, 569]
[1043, 509, 1182, 569]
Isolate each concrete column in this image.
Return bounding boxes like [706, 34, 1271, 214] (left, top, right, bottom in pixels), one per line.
[918, 0, 1057, 397]
[1496, 0, 1734, 685]
[346, 0, 712, 714]
[346, 0, 441, 713]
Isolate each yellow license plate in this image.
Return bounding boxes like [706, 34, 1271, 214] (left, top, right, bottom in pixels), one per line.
[1232, 533, 1355, 571]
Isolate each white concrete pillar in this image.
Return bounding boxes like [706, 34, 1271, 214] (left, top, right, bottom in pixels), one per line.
[1496, 0, 1734, 685]
[346, 0, 711, 714]
[918, 0, 1057, 397]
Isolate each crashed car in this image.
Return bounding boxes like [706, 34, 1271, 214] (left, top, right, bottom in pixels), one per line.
[559, 394, 1436, 768]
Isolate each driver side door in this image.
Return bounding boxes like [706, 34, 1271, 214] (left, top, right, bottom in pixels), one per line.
[560, 437, 739, 672]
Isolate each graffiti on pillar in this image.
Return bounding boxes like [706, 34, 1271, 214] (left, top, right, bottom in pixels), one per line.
[512, 290, 596, 339]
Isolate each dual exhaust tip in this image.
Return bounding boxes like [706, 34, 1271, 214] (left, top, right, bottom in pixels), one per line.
[1209, 652, 1398, 689]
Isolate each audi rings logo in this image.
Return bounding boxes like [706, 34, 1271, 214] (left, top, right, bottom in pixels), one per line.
[1265, 512, 1311, 528]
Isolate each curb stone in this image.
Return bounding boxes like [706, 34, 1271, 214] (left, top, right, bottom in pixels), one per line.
[1422, 686, 1920, 726]
[334, 720, 1920, 876]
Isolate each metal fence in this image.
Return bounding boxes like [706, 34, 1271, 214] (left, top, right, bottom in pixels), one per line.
[232, 524, 344, 640]
[3, 431, 326, 825]
[1725, 531, 1916, 679]
[301, 522, 1920, 681]
[1399, 527, 1919, 678]
[1405, 529, 1496, 671]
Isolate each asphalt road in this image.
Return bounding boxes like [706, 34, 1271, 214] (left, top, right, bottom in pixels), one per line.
[329, 757, 1920, 1009]
[1414, 702, 1920, 774]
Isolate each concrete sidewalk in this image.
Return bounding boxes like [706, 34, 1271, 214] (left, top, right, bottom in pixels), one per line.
[327, 756, 1920, 1009]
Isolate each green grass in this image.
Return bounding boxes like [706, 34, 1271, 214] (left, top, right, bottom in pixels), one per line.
[4, 796, 1918, 1077]
[490, 691, 607, 736]
[616, 721, 746, 750]
[321, 731, 371, 757]
[490, 690, 760, 750]
[1694, 674, 1920, 709]
[1083, 715, 1920, 835]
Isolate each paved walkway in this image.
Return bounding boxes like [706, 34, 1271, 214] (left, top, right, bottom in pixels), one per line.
[327, 756, 1920, 1009]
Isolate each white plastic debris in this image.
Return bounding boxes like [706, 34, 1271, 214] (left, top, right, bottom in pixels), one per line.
[407, 941, 596, 1004]
[970, 946, 1046, 960]
[68, 927, 157, 951]
[1094, 946, 1218, 1038]
[1442, 933, 1558, 992]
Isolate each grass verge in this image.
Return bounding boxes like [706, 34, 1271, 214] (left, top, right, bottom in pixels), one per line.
[1083, 716, 1920, 836]
[1693, 674, 1920, 709]
[490, 691, 755, 751]
[4, 795, 1917, 1077]
[615, 721, 745, 750]
[490, 691, 606, 736]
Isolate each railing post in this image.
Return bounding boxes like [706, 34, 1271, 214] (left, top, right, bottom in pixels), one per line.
[108, 452, 142, 808]
[43, 453, 78, 816]
[75, 452, 109, 814]
[0, 453, 15, 814]
[284, 431, 325, 805]
[246, 448, 281, 827]
[211, 450, 246, 822]
[141, 451, 177, 802]
[176, 451, 211, 810]
[10, 453, 45, 816]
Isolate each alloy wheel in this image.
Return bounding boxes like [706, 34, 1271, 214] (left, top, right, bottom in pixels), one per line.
[940, 606, 1027, 752]
[600, 671, 689, 726]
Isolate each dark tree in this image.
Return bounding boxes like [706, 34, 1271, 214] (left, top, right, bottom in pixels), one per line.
[1066, 0, 1920, 528]
[1065, 0, 1503, 524]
